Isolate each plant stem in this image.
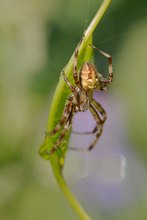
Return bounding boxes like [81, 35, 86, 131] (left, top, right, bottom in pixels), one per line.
[51, 163, 91, 220]
[47, 0, 111, 219]
[84, 0, 111, 41]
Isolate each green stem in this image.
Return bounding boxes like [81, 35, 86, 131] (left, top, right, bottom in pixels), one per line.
[51, 163, 91, 220]
[39, 0, 111, 219]
[84, 0, 111, 40]
[50, 1, 111, 219]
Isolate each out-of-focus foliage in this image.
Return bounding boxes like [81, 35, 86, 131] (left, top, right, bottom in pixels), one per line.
[1, 0, 147, 219]
[115, 19, 147, 158]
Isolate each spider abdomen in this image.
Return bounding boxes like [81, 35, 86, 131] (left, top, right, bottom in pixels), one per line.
[80, 62, 100, 90]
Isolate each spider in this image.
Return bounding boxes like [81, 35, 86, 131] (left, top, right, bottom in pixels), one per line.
[47, 38, 113, 155]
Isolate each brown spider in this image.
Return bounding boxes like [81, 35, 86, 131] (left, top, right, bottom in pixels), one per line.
[47, 38, 113, 155]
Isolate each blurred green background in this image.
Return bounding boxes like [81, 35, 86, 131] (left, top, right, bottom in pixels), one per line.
[1, 0, 147, 219]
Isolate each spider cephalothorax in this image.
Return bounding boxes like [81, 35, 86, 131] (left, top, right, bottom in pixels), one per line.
[47, 39, 113, 154]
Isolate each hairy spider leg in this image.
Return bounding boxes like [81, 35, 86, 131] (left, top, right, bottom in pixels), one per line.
[87, 104, 104, 151]
[89, 44, 113, 83]
[47, 70, 75, 136]
[48, 109, 73, 155]
[72, 98, 107, 135]
[72, 116, 98, 135]
[70, 104, 103, 151]
[91, 99, 107, 123]
[73, 37, 84, 85]
[62, 70, 75, 92]
[47, 96, 73, 136]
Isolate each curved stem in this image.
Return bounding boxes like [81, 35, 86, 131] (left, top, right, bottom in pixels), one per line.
[40, 0, 111, 219]
[84, 0, 111, 40]
[50, 1, 111, 219]
[51, 163, 91, 220]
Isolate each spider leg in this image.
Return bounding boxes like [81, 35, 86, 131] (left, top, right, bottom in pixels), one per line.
[48, 110, 73, 155]
[72, 126, 97, 135]
[46, 96, 73, 136]
[73, 37, 84, 85]
[87, 104, 104, 151]
[91, 98, 107, 123]
[69, 104, 103, 151]
[89, 44, 113, 83]
[61, 70, 75, 92]
[72, 99, 106, 135]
